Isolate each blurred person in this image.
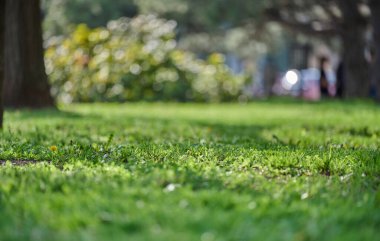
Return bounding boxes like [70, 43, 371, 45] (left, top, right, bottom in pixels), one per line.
[319, 56, 329, 97]
[301, 68, 320, 101]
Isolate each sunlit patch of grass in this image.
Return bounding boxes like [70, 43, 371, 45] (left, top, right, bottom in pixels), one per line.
[0, 101, 379, 241]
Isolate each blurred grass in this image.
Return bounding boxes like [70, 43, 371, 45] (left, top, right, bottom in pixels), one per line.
[0, 101, 379, 241]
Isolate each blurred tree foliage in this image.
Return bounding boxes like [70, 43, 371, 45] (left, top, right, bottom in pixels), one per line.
[42, 0, 271, 55]
[138, 0, 265, 33]
[42, 0, 138, 37]
[42, 0, 265, 35]
[141, 0, 380, 99]
[42, 0, 380, 99]
[45, 15, 248, 103]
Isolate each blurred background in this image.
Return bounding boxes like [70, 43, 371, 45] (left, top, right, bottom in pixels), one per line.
[1, 0, 380, 108]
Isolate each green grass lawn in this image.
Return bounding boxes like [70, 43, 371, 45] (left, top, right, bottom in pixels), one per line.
[0, 101, 379, 241]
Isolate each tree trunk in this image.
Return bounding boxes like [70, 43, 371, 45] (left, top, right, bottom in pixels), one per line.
[0, 0, 5, 127]
[338, 0, 370, 98]
[4, 0, 54, 108]
[339, 29, 370, 98]
[369, 0, 380, 102]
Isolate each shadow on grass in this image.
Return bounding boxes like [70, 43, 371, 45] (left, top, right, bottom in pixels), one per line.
[5, 108, 101, 121]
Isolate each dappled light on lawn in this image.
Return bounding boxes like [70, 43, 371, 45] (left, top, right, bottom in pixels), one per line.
[0, 101, 379, 240]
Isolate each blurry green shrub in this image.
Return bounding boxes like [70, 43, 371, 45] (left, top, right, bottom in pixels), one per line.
[45, 15, 248, 102]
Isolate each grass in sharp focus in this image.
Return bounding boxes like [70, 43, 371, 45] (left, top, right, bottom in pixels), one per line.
[0, 101, 380, 241]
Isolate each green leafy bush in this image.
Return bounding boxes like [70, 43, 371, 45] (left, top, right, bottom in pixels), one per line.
[45, 15, 248, 103]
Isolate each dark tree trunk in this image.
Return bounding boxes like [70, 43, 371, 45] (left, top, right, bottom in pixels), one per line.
[339, 29, 370, 98]
[369, 0, 380, 102]
[0, 0, 4, 127]
[4, 0, 54, 108]
[338, 0, 370, 98]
